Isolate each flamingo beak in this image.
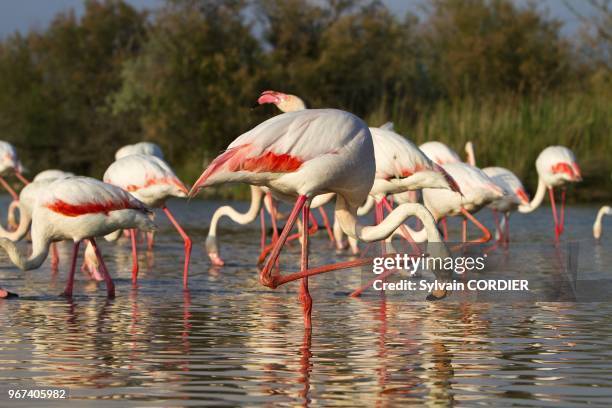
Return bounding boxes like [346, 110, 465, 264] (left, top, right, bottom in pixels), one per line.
[516, 188, 530, 205]
[188, 173, 206, 198]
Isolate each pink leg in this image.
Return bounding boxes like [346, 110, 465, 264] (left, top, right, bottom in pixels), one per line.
[462, 218, 467, 242]
[504, 213, 510, 247]
[147, 232, 154, 250]
[441, 218, 448, 241]
[308, 212, 319, 234]
[89, 238, 115, 298]
[260, 207, 266, 253]
[163, 206, 192, 289]
[0, 176, 18, 201]
[318, 207, 335, 245]
[62, 241, 81, 297]
[14, 171, 29, 185]
[549, 187, 560, 240]
[262, 193, 278, 244]
[461, 208, 491, 243]
[559, 187, 566, 235]
[130, 229, 139, 285]
[260, 195, 307, 286]
[51, 243, 59, 271]
[300, 203, 313, 329]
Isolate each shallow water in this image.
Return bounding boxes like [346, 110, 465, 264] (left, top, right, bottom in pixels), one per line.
[1, 197, 612, 406]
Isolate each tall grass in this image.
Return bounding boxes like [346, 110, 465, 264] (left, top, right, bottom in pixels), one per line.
[369, 85, 612, 202]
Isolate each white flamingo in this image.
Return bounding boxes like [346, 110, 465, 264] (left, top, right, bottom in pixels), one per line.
[519, 146, 582, 240]
[189, 108, 449, 328]
[0, 177, 156, 298]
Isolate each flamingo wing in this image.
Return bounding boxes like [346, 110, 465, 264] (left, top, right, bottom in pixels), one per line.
[190, 109, 364, 194]
[104, 155, 187, 194]
[40, 177, 148, 217]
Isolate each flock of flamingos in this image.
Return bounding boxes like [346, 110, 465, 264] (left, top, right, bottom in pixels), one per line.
[0, 90, 608, 329]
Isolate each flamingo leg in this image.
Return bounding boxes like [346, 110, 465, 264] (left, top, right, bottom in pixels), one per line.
[0, 176, 18, 201]
[147, 232, 154, 250]
[462, 218, 467, 242]
[300, 202, 313, 329]
[559, 187, 566, 235]
[504, 213, 510, 247]
[549, 187, 560, 240]
[268, 194, 279, 243]
[89, 238, 115, 298]
[318, 207, 335, 245]
[460, 208, 491, 243]
[51, 243, 59, 271]
[14, 171, 29, 185]
[130, 229, 139, 284]
[258, 213, 319, 265]
[260, 195, 307, 286]
[260, 207, 266, 253]
[162, 206, 192, 289]
[441, 218, 448, 241]
[492, 210, 501, 243]
[61, 241, 81, 297]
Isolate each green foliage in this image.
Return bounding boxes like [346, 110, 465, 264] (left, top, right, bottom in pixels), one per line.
[0, 0, 609, 200]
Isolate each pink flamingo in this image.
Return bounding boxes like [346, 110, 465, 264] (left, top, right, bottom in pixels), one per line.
[422, 163, 504, 243]
[102, 154, 192, 288]
[482, 167, 530, 246]
[0, 177, 156, 298]
[335, 126, 461, 253]
[189, 109, 449, 328]
[519, 146, 581, 240]
[594, 206, 611, 240]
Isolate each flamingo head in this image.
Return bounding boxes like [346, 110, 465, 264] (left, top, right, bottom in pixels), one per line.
[256, 90, 306, 113]
[515, 188, 530, 206]
[552, 162, 582, 183]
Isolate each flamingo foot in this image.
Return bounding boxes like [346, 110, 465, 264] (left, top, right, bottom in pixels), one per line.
[0, 288, 18, 299]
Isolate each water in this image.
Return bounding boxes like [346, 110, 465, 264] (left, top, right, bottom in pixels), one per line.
[1, 197, 612, 406]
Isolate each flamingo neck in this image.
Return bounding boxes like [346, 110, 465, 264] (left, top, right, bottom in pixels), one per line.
[465, 142, 476, 166]
[208, 185, 264, 238]
[357, 195, 375, 216]
[0, 202, 31, 242]
[0, 233, 51, 270]
[334, 195, 445, 245]
[518, 178, 546, 213]
[387, 223, 429, 243]
[593, 206, 611, 239]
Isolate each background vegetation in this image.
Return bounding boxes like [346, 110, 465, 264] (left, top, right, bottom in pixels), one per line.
[0, 0, 610, 200]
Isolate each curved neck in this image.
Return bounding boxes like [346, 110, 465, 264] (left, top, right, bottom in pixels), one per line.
[0, 202, 31, 241]
[465, 141, 476, 166]
[594, 206, 610, 236]
[208, 185, 264, 237]
[357, 195, 375, 216]
[388, 223, 429, 243]
[519, 178, 546, 213]
[335, 195, 444, 244]
[0, 234, 50, 270]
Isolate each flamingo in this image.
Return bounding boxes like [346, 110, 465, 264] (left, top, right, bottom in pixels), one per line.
[519, 146, 582, 240]
[482, 167, 530, 246]
[115, 142, 164, 160]
[102, 154, 192, 287]
[593, 206, 611, 240]
[422, 163, 504, 243]
[0, 176, 156, 298]
[258, 91, 459, 252]
[189, 108, 449, 328]
[335, 126, 461, 254]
